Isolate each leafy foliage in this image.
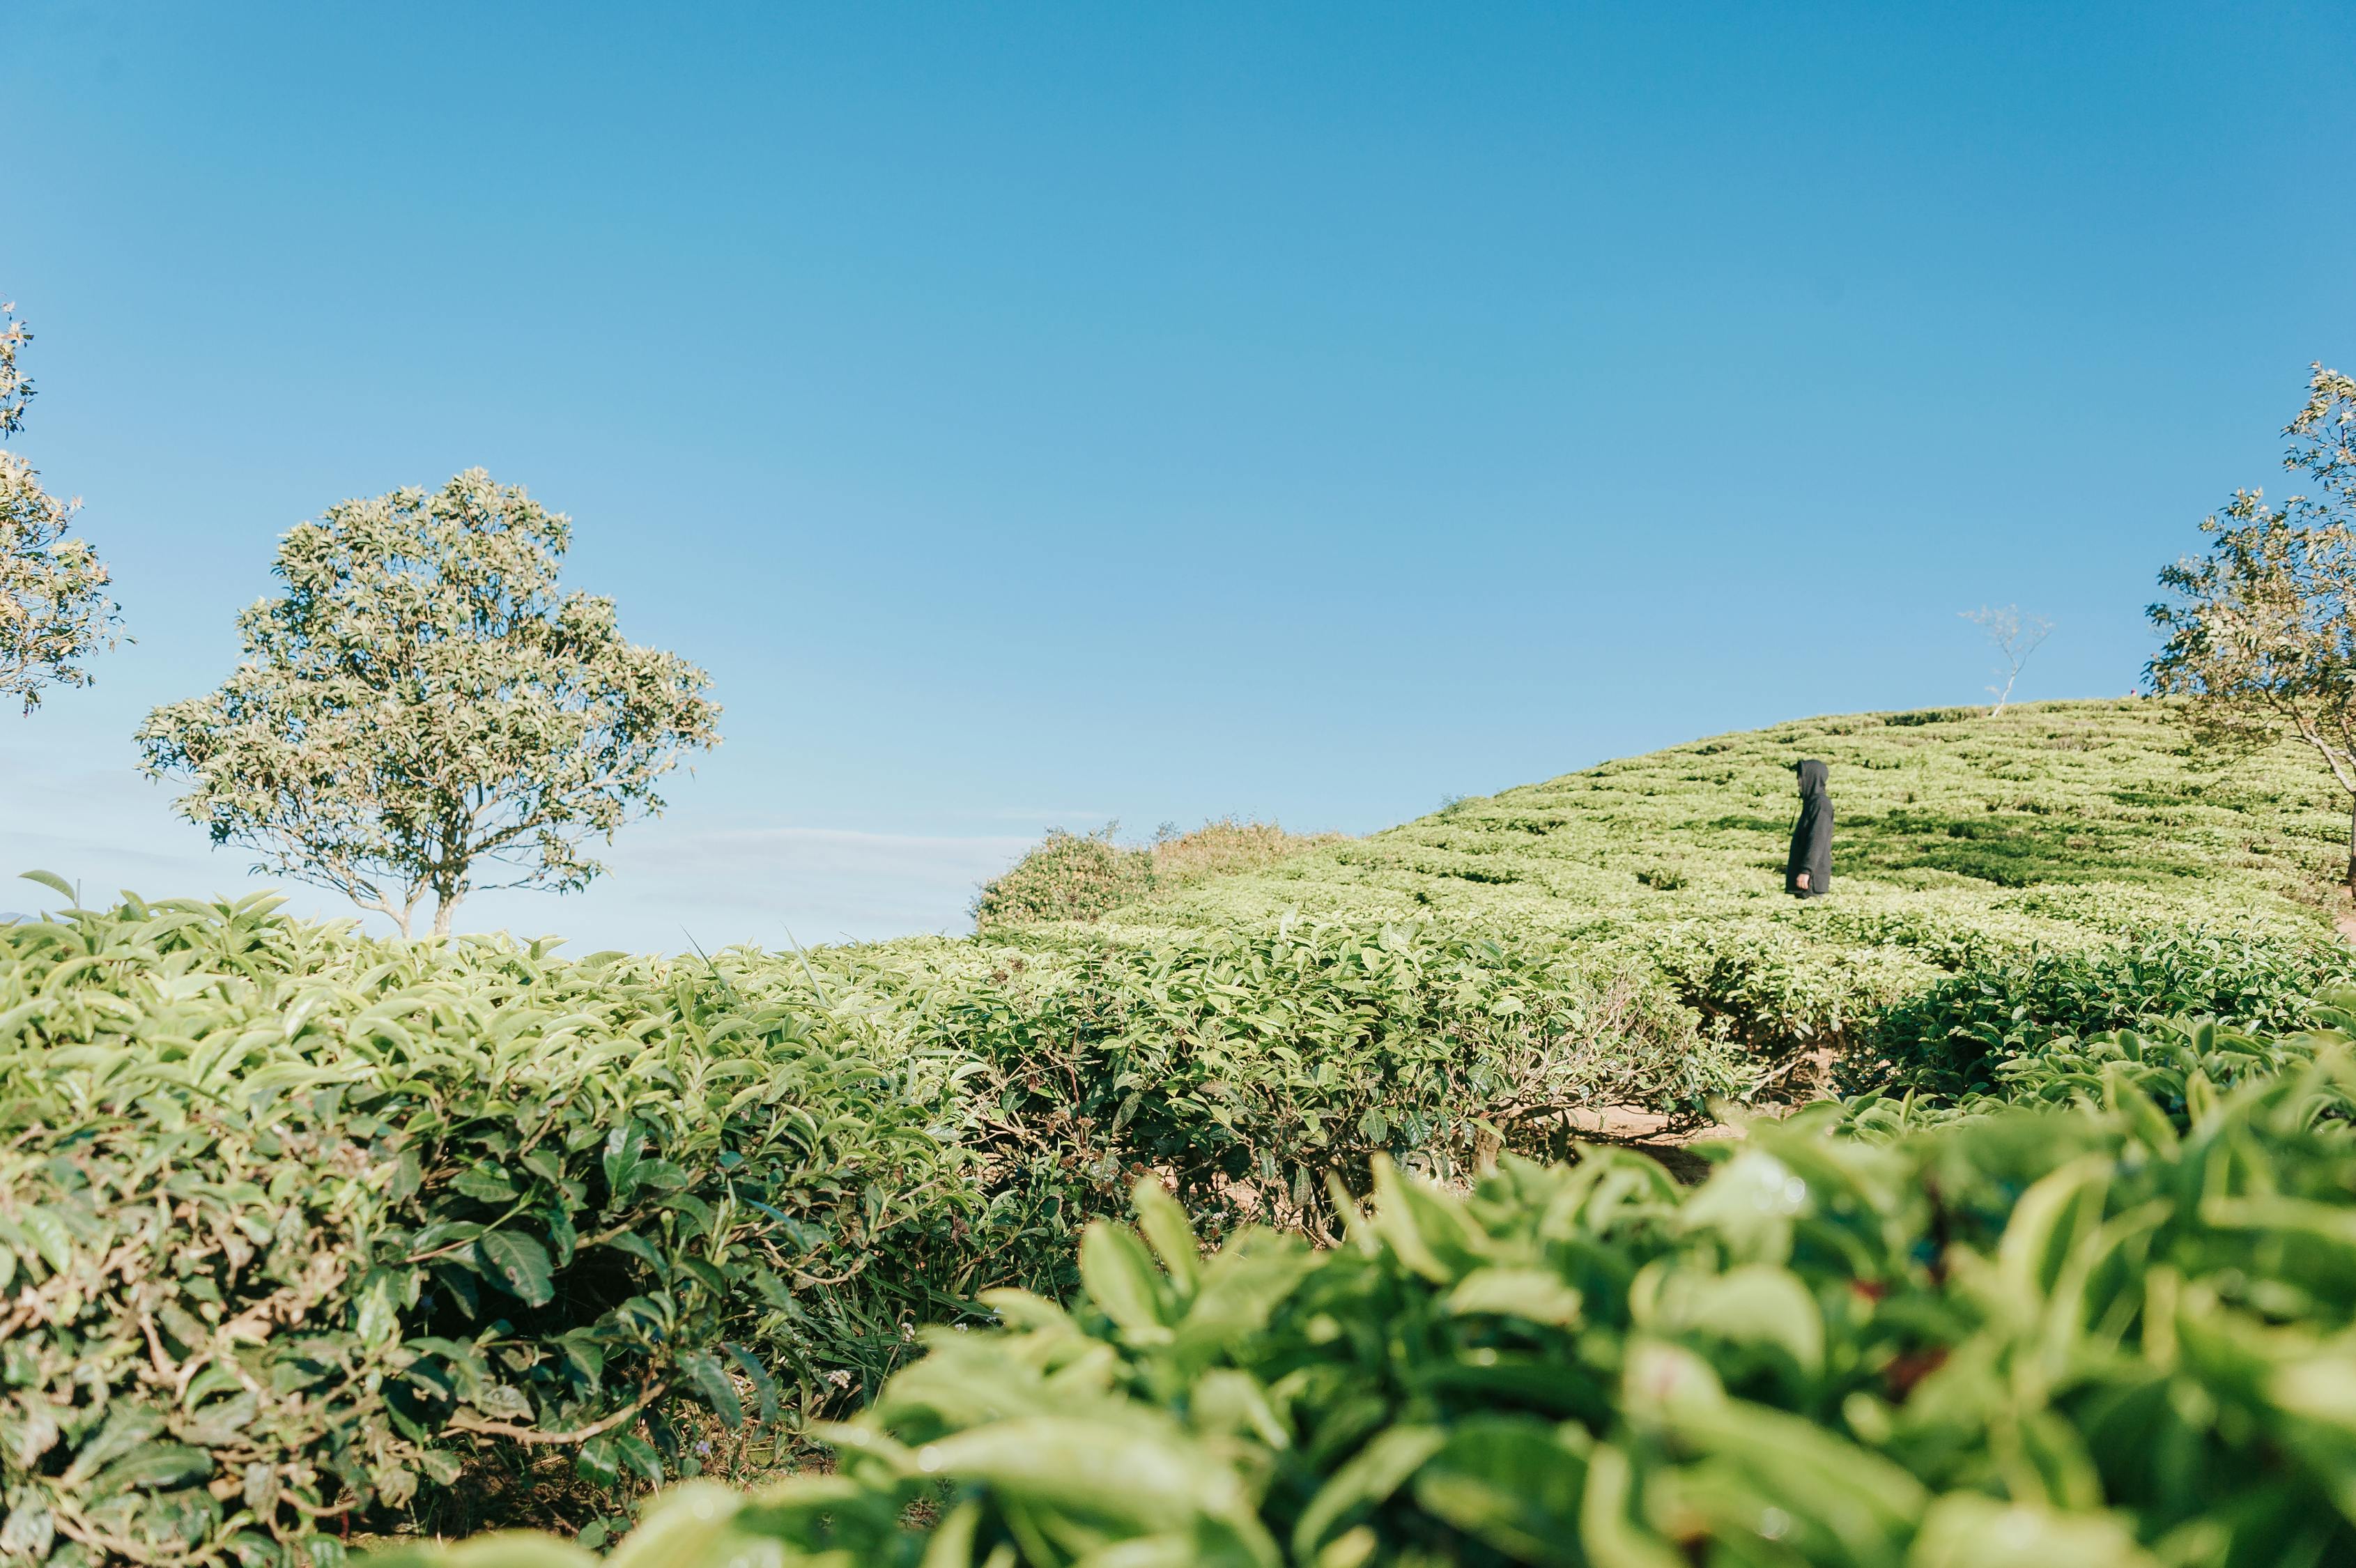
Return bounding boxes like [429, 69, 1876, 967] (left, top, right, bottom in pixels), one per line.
[0, 889, 1735, 1562]
[974, 820, 1339, 933]
[0, 297, 121, 712]
[1850, 921, 2356, 1098]
[0, 300, 29, 438]
[0, 894, 1003, 1565]
[30, 695, 2356, 1556]
[952, 716, 2356, 1126]
[973, 827, 1155, 931]
[1105, 700, 2356, 1073]
[2148, 362, 2356, 892]
[376, 1024, 2356, 1567]
[1148, 818, 1347, 891]
[136, 470, 721, 936]
[810, 919, 1743, 1244]
[1991, 997, 2356, 1120]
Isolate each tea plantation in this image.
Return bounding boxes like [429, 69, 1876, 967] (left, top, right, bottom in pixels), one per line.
[10, 697, 2356, 1566]
[383, 1004, 2356, 1568]
[1104, 698, 2356, 1065]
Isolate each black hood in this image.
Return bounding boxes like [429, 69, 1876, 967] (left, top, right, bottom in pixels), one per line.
[1786, 758, 1833, 895]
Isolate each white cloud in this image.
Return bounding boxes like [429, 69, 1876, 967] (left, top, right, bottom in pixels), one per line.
[0, 702, 1069, 948]
[0, 735, 1039, 951]
[941, 808, 1117, 824]
[574, 825, 1035, 949]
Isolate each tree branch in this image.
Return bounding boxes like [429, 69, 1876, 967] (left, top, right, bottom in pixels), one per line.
[444, 1380, 670, 1445]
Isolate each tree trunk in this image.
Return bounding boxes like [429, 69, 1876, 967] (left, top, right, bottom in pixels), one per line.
[432, 894, 459, 937]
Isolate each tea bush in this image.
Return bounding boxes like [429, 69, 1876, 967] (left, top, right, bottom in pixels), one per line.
[0, 896, 1006, 1566]
[1851, 922, 2356, 1098]
[31, 698, 2356, 1559]
[801, 919, 1745, 1243]
[0, 896, 1734, 1562]
[957, 705, 2356, 1101]
[1838, 990, 2356, 1140]
[378, 1033, 2356, 1567]
[1993, 991, 2356, 1116]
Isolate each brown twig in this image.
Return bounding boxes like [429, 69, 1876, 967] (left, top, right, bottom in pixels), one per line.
[444, 1380, 670, 1445]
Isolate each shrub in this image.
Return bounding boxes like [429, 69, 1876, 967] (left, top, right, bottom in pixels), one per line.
[1838, 991, 2356, 1140]
[377, 1036, 2356, 1567]
[882, 920, 1745, 1243]
[971, 827, 1154, 932]
[1148, 818, 1343, 891]
[1880, 705, 1980, 726]
[1851, 921, 2356, 1098]
[973, 821, 1339, 934]
[1646, 920, 1930, 1056]
[1989, 994, 2356, 1119]
[0, 896, 1009, 1566]
[0, 896, 1752, 1561]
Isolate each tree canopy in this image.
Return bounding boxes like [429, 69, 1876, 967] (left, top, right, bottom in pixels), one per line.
[138, 470, 721, 935]
[2149, 362, 2356, 891]
[0, 298, 121, 712]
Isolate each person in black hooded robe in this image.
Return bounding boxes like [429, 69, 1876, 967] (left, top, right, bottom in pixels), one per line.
[1785, 759, 1832, 898]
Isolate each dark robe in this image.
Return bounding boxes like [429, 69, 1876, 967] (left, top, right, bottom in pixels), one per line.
[1785, 758, 1832, 898]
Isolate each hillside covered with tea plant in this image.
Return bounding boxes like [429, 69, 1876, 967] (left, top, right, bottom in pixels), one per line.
[1049, 698, 2356, 1074]
[14, 696, 2356, 1561]
[1145, 698, 2330, 922]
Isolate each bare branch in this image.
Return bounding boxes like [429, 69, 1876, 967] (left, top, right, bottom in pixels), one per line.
[1960, 604, 2053, 716]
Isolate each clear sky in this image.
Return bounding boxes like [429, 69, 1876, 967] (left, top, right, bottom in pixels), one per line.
[4, 2, 2353, 950]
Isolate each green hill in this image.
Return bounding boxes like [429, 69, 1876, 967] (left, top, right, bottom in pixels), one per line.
[23, 698, 2356, 1553]
[1010, 698, 2355, 1070]
[1135, 698, 2336, 923]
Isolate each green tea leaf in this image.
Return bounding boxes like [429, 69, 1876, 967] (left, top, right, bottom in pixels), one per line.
[1081, 1223, 1173, 1346]
[1412, 1417, 1587, 1567]
[1293, 1426, 1448, 1558]
[1131, 1178, 1201, 1296]
[91, 1443, 212, 1493]
[17, 870, 75, 901]
[475, 1231, 555, 1306]
[1445, 1267, 1584, 1327]
[17, 1208, 72, 1275]
[679, 1351, 744, 1429]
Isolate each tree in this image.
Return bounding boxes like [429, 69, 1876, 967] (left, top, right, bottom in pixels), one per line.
[2148, 362, 2356, 898]
[1, 298, 122, 711]
[1960, 604, 2051, 716]
[138, 469, 721, 936]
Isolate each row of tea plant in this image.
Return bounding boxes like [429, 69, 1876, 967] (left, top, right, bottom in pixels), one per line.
[0, 891, 1732, 1565]
[383, 997, 2356, 1568]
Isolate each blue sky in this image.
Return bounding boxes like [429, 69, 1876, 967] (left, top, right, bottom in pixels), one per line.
[4, 2, 2353, 949]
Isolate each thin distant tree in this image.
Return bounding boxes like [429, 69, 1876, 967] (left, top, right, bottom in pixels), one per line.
[138, 470, 721, 936]
[2149, 362, 2356, 898]
[1960, 604, 2052, 716]
[0, 298, 122, 711]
